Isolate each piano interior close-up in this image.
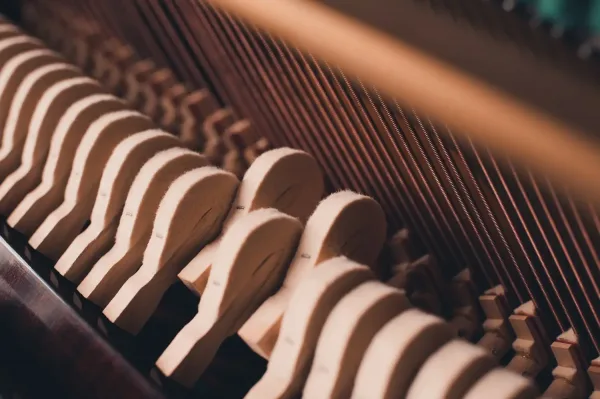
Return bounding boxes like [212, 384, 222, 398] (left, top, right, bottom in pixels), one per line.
[0, 0, 599, 398]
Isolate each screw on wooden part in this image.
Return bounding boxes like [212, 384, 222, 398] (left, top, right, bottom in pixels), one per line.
[178, 89, 220, 151]
[589, 357, 600, 399]
[449, 268, 482, 341]
[222, 120, 254, 178]
[140, 68, 177, 120]
[243, 137, 272, 165]
[506, 301, 551, 379]
[477, 285, 515, 360]
[386, 254, 444, 316]
[202, 108, 236, 165]
[123, 59, 156, 108]
[159, 83, 188, 133]
[544, 329, 593, 398]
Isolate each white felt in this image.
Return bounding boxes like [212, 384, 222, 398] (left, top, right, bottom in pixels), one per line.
[178, 147, 323, 295]
[78, 148, 208, 307]
[303, 281, 410, 399]
[156, 208, 303, 387]
[7, 94, 123, 233]
[239, 190, 387, 359]
[406, 340, 497, 399]
[351, 309, 454, 399]
[103, 167, 239, 334]
[246, 257, 373, 399]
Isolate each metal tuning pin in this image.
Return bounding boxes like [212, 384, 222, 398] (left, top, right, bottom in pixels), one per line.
[103, 167, 239, 334]
[54, 130, 180, 283]
[245, 257, 374, 399]
[478, 285, 515, 360]
[238, 191, 387, 360]
[178, 147, 323, 295]
[156, 208, 303, 387]
[302, 281, 411, 399]
[78, 148, 208, 308]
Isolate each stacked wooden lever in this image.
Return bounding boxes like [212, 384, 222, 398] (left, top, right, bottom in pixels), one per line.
[0, 13, 591, 399]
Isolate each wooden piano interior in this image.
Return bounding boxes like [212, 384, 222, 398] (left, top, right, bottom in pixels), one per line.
[0, 0, 599, 398]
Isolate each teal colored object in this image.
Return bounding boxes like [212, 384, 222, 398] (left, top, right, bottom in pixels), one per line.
[589, 0, 600, 34]
[534, 0, 588, 30]
[514, 0, 591, 32]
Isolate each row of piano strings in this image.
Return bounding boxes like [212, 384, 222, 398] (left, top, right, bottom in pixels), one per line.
[2, 8, 600, 399]
[18, 0, 600, 367]
[0, 14, 542, 399]
[36, 0, 600, 366]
